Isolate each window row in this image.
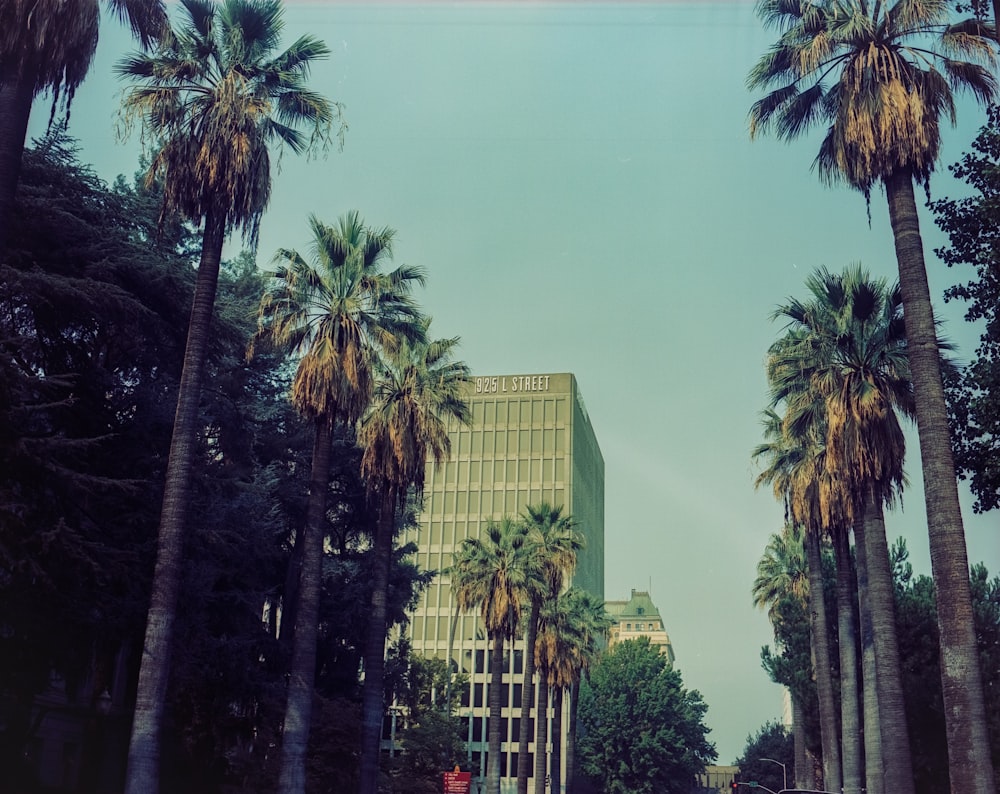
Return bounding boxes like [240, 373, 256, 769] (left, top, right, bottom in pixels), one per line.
[428, 457, 567, 489]
[420, 488, 568, 528]
[466, 397, 567, 426]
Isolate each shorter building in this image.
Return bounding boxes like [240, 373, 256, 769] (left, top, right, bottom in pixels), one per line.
[604, 589, 675, 664]
[695, 765, 740, 793]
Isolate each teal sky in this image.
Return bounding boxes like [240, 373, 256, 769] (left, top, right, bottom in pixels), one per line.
[33, 1, 998, 764]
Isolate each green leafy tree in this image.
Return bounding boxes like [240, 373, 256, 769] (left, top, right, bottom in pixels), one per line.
[115, 4, 336, 790]
[356, 325, 470, 794]
[0, 0, 167, 251]
[0, 133, 194, 790]
[450, 517, 534, 794]
[577, 637, 715, 794]
[253, 210, 424, 794]
[931, 105, 1000, 514]
[748, 4, 997, 788]
[734, 721, 794, 793]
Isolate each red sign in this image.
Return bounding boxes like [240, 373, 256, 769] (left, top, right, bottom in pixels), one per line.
[443, 770, 471, 794]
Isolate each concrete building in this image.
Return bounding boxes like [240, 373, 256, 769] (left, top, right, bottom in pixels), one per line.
[401, 373, 604, 793]
[604, 589, 675, 664]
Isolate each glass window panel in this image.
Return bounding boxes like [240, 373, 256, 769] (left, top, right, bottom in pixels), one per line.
[483, 430, 494, 454]
[554, 488, 565, 507]
[555, 458, 565, 481]
[472, 718, 482, 741]
[444, 492, 455, 512]
[544, 400, 554, 424]
[555, 428, 565, 452]
[505, 460, 516, 480]
[505, 490, 516, 512]
[507, 429, 518, 454]
[469, 492, 480, 512]
[531, 430, 542, 453]
[457, 492, 468, 513]
[482, 460, 493, 482]
[509, 401, 520, 424]
[458, 461, 469, 484]
[517, 490, 528, 511]
[470, 461, 481, 481]
[443, 522, 455, 545]
[519, 430, 530, 451]
[521, 400, 530, 423]
[437, 616, 449, 639]
[484, 401, 495, 424]
[495, 401, 507, 424]
[419, 523, 430, 544]
[472, 402, 484, 423]
[555, 399, 562, 423]
[543, 429, 554, 453]
[472, 431, 482, 454]
[413, 616, 424, 639]
[446, 462, 456, 483]
[530, 459, 541, 481]
[474, 684, 484, 708]
[492, 491, 504, 513]
[532, 399, 542, 422]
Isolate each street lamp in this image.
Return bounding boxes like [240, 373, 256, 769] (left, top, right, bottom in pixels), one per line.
[758, 757, 787, 791]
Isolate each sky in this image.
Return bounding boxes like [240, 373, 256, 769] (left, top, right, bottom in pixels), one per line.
[30, 0, 999, 765]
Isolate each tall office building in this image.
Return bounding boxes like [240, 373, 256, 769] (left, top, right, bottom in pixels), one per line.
[401, 373, 604, 792]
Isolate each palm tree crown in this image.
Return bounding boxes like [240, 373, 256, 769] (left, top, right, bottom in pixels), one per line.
[359, 324, 471, 496]
[255, 211, 426, 426]
[450, 518, 533, 642]
[748, 0, 996, 194]
[117, 0, 338, 241]
[769, 265, 912, 516]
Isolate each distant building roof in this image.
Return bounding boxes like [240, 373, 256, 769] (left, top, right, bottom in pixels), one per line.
[605, 589, 674, 663]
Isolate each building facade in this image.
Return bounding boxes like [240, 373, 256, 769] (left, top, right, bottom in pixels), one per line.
[402, 373, 605, 792]
[604, 589, 675, 664]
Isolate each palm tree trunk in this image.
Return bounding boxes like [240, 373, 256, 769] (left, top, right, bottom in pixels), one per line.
[518, 601, 540, 794]
[487, 635, 506, 794]
[792, 695, 809, 789]
[854, 518, 884, 794]
[884, 169, 997, 794]
[804, 527, 841, 793]
[358, 486, 399, 794]
[533, 672, 550, 794]
[860, 491, 915, 794]
[124, 207, 227, 794]
[832, 526, 862, 794]
[0, 72, 35, 254]
[566, 681, 580, 794]
[277, 418, 334, 794]
[551, 685, 564, 794]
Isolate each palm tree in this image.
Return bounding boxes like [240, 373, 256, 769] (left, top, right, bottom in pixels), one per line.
[116, 4, 334, 791]
[0, 0, 166, 252]
[253, 211, 425, 794]
[517, 503, 582, 794]
[356, 325, 470, 794]
[534, 590, 582, 794]
[562, 589, 610, 794]
[752, 521, 811, 789]
[749, 5, 997, 788]
[450, 517, 534, 794]
[753, 407, 843, 793]
[770, 266, 916, 794]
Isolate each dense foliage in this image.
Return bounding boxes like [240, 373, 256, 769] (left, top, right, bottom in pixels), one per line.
[577, 637, 715, 794]
[734, 721, 793, 792]
[931, 105, 1000, 513]
[0, 135, 436, 793]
